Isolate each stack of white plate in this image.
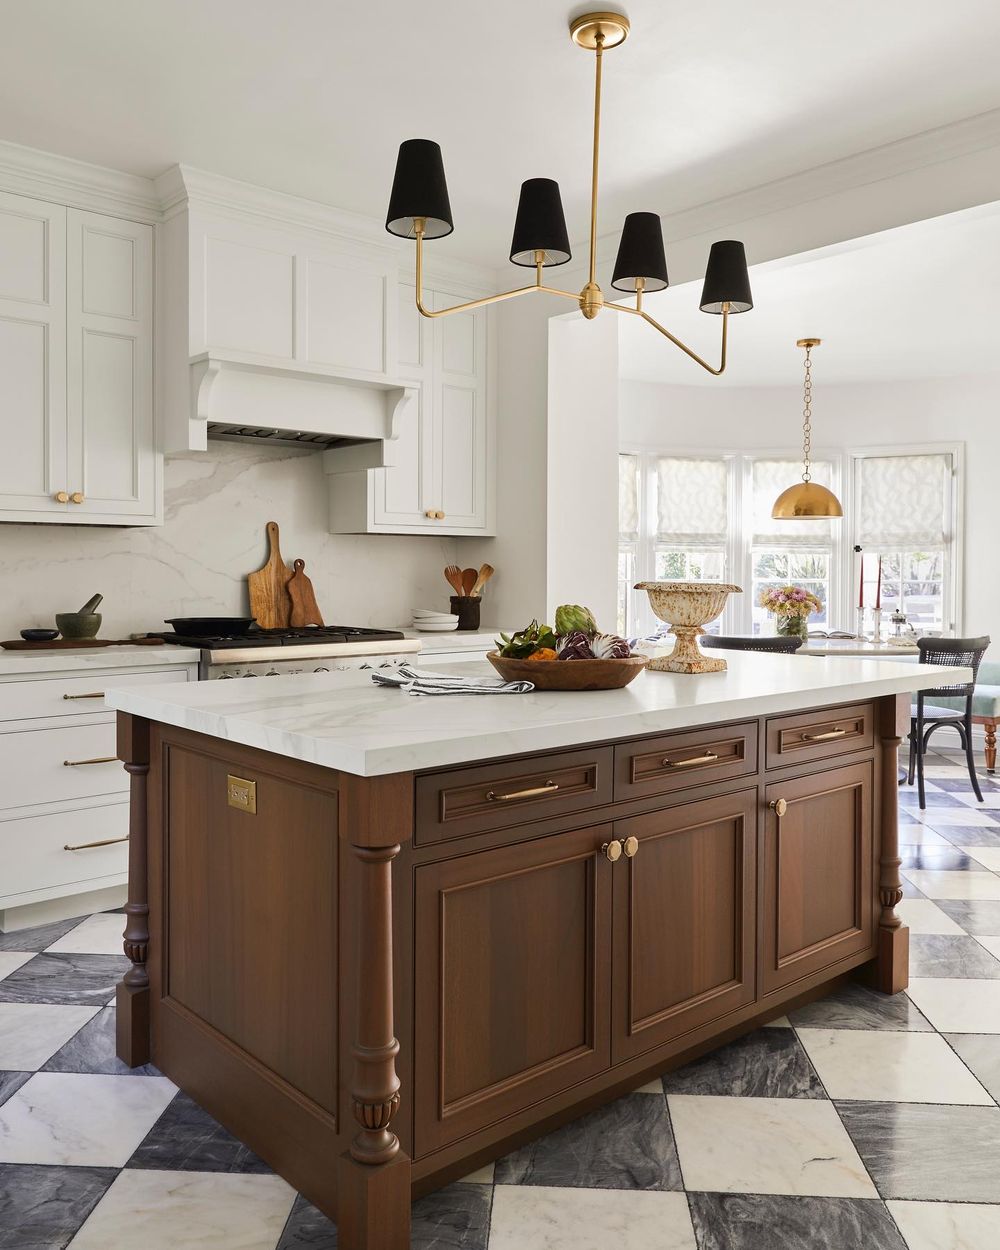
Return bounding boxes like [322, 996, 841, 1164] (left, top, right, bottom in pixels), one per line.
[411, 608, 459, 632]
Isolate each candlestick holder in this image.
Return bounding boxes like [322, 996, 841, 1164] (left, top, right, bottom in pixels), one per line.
[856, 607, 866, 640]
[872, 610, 883, 644]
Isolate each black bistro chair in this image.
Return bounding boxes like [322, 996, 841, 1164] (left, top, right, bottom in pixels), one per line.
[701, 634, 804, 655]
[907, 635, 991, 809]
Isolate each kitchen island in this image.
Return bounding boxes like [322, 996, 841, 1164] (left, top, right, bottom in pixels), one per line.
[105, 655, 964, 1250]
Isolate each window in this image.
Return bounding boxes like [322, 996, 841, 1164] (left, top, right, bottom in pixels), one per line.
[617, 454, 639, 635]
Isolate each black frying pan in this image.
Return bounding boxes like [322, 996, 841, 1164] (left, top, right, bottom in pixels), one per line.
[164, 617, 257, 636]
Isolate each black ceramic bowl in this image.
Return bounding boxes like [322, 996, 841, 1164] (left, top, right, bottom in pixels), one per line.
[20, 628, 60, 642]
[164, 617, 257, 637]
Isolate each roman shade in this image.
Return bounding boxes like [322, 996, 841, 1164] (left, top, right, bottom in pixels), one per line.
[657, 457, 728, 545]
[856, 454, 950, 548]
[619, 454, 639, 541]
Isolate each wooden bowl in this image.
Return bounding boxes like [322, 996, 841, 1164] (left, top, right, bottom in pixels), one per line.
[487, 651, 648, 691]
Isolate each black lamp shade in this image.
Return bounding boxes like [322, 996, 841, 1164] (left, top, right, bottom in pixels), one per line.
[700, 240, 753, 313]
[611, 212, 668, 292]
[509, 178, 571, 267]
[385, 139, 453, 240]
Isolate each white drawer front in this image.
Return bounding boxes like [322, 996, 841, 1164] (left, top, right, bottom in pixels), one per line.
[0, 667, 188, 724]
[0, 801, 128, 901]
[0, 722, 127, 810]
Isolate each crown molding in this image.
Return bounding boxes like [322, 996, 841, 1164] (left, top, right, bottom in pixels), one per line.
[0, 139, 161, 222]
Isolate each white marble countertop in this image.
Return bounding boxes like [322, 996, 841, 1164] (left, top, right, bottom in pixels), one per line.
[799, 639, 919, 657]
[0, 644, 201, 677]
[401, 629, 501, 650]
[104, 654, 967, 778]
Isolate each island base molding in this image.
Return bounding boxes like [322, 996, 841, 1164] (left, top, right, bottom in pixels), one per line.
[115, 694, 908, 1249]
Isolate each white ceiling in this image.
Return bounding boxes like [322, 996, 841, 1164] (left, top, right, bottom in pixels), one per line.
[617, 204, 1000, 386]
[2, 2, 1000, 265]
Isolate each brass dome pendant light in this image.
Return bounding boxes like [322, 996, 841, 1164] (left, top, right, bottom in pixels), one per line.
[771, 338, 844, 520]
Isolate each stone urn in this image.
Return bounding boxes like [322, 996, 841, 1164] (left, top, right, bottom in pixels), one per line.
[634, 581, 743, 673]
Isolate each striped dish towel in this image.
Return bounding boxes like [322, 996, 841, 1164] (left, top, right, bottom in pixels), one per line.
[371, 664, 534, 696]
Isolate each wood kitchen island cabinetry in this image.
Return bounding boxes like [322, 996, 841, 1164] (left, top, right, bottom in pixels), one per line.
[105, 656, 959, 1250]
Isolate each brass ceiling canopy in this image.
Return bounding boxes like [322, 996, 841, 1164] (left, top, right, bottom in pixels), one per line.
[384, 11, 754, 376]
[771, 338, 845, 520]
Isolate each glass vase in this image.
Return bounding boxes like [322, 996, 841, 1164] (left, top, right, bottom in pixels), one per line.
[776, 613, 808, 639]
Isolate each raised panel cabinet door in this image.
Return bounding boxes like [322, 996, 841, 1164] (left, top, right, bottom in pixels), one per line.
[202, 232, 295, 358]
[612, 790, 757, 1063]
[300, 251, 392, 376]
[761, 761, 875, 996]
[0, 191, 68, 516]
[433, 290, 488, 530]
[66, 211, 156, 520]
[413, 824, 613, 1155]
[373, 382, 436, 525]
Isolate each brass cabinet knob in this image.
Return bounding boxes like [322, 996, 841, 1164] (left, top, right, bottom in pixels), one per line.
[436, 510, 445, 519]
[54, 491, 70, 503]
[622, 835, 639, 858]
[601, 840, 622, 863]
[424, 509, 437, 518]
[769, 798, 788, 817]
[70, 492, 84, 504]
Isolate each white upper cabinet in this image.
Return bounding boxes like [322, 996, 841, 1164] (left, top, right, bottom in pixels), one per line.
[0, 191, 157, 526]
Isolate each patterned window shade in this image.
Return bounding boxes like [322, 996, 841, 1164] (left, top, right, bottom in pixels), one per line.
[857, 454, 950, 547]
[618, 454, 639, 541]
[752, 459, 835, 546]
[656, 457, 728, 545]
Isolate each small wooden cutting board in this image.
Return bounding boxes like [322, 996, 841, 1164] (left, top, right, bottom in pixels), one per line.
[248, 521, 292, 629]
[287, 559, 324, 627]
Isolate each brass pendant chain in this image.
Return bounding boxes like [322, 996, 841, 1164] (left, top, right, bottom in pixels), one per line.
[801, 344, 813, 484]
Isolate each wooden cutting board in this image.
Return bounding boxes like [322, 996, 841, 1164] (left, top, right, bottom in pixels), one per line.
[287, 559, 324, 627]
[248, 521, 291, 629]
[1, 637, 166, 650]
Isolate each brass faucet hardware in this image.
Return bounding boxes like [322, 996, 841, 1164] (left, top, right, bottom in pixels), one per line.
[601, 840, 623, 863]
[486, 780, 559, 803]
[769, 798, 788, 818]
[663, 751, 719, 769]
[64, 835, 129, 851]
[622, 835, 639, 858]
[803, 728, 847, 742]
[63, 756, 117, 767]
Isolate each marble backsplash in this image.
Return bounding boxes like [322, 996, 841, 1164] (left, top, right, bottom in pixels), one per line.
[0, 443, 472, 639]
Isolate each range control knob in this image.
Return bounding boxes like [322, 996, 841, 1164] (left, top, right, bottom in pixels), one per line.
[314, 666, 330, 673]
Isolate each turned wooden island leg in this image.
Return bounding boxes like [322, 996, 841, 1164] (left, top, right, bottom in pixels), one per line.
[876, 694, 909, 993]
[985, 720, 997, 774]
[338, 832, 411, 1250]
[116, 713, 152, 1066]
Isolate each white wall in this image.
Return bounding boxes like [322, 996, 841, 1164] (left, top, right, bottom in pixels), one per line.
[0, 442, 463, 640]
[620, 372, 1000, 640]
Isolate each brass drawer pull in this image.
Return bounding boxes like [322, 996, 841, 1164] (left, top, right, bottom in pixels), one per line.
[769, 798, 788, 817]
[63, 756, 118, 767]
[601, 840, 622, 862]
[802, 728, 847, 742]
[486, 780, 559, 802]
[663, 751, 719, 769]
[64, 835, 129, 851]
[62, 692, 105, 700]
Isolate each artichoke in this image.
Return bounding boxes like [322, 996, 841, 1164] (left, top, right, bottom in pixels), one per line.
[591, 632, 631, 659]
[554, 604, 598, 637]
[557, 630, 594, 661]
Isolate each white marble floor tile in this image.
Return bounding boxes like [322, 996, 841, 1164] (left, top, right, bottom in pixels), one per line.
[888, 1199, 1000, 1250]
[762, 1015, 792, 1028]
[964, 847, 1000, 871]
[69, 1167, 297, 1250]
[914, 810, 999, 827]
[796, 1027, 992, 1104]
[461, 1161, 496, 1183]
[975, 936, 1000, 961]
[0, 1002, 97, 1070]
[0, 1072, 176, 1166]
[954, 791, 1000, 809]
[633, 1077, 665, 1094]
[907, 978, 1000, 1033]
[47, 913, 125, 956]
[896, 899, 966, 935]
[0, 952, 33, 982]
[898, 827, 954, 847]
[488, 1186, 696, 1250]
[902, 871, 1000, 900]
[667, 1095, 877, 1198]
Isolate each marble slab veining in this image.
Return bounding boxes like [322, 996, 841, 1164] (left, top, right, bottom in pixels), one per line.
[0, 1161, 117, 1250]
[660, 1028, 825, 1100]
[687, 1193, 906, 1250]
[0, 953, 129, 1007]
[786, 982, 932, 1032]
[127, 1090, 272, 1174]
[105, 654, 970, 777]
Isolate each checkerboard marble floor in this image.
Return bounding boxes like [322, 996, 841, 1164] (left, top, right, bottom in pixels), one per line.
[4, 749, 1000, 1248]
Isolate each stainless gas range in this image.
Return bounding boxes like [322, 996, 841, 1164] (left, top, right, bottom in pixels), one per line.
[156, 625, 421, 680]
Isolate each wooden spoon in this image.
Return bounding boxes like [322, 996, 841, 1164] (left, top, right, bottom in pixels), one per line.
[444, 565, 465, 596]
[461, 568, 478, 597]
[470, 564, 494, 598]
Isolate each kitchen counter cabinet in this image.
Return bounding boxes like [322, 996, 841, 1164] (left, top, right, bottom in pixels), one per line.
[107, 659, 936, 1250]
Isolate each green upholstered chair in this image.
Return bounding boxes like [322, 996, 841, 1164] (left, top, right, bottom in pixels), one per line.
[920, 657, 1000, 775]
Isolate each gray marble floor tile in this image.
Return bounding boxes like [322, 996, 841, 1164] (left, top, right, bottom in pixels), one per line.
[494, 1092, 682, 1191]
[43, 1006, 158, 1076]
[899, 792, 965, 809]
[661, 1028, 825, 1099]
[276, 1194, 338, 1249]
[900, 847, 980, 872]
[787, 982, 932, 1031]
[275, 1184, 492, 1250]
[687, 1192, 906, 1250]
[910, 933, 1000, 979]
[945, 826, 1000, 848]
[0, 1073, 29, 1110]
[127, 1090, 272, 1173]
[933, 777, 1000, 792]
[0, 1162, 116, 1249]
[0, 953, 128, 1006]
[837, 1100, 1000, 1201]
[0, 917, 87, 954]
[944, 1033, 1000, 1101]
[937, 899, 1000, 934]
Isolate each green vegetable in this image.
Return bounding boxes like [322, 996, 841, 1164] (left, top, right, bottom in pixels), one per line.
[554, 604, 598, 636]
[496, 620, 559, 659]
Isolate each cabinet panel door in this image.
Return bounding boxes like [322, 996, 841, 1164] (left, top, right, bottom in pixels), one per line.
[373, 381, 434, 526]
[761, 761, 874, 995]
[434, 291, 487, 529]
[613, 791, 757, 1062]
[203, 234, 294, 357]
[413, 824, 613, 1154]
[0, 191, 67, 515]
[301, 254, 388, 375]
[66, 211, 155, 519]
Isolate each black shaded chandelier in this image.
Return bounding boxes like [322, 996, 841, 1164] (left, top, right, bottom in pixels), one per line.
[385, 11, 753, 375]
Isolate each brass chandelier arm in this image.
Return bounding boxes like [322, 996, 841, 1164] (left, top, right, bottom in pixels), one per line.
[605, 299, 731, 376]
[588, 33, 604, 287]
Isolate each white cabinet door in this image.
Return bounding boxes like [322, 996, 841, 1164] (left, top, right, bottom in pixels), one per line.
[66, 210, 156, 521]
[0, 191, 68, 517]
[434, 289, 488, 530]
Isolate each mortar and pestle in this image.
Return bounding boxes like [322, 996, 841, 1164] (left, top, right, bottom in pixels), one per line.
[56, 594, 104, 640]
